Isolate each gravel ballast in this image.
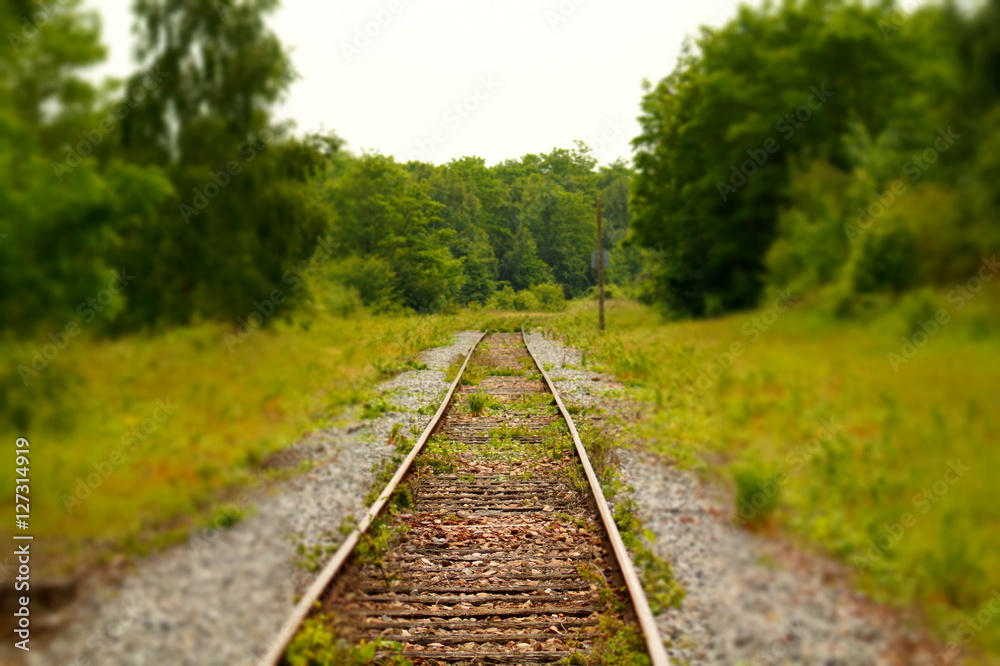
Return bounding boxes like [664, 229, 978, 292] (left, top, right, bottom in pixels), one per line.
[29, 331, 481, 666]
[525, 329, 936, 666]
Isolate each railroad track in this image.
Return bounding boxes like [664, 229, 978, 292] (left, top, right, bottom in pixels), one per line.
[265, 329, 668, 665]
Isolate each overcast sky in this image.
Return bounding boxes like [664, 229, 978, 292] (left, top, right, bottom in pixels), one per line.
[86, 0, 754, 166]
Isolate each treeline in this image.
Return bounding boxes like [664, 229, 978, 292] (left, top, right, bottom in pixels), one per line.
[308, 149, 635, 315]
[631, 0, 1000, 318]
[0, 0, 635, 335]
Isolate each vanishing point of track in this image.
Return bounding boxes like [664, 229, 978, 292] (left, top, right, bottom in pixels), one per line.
[265, 329, 668, 665]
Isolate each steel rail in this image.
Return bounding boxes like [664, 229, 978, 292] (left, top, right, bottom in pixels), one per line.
[261, 330, 487, 666]
[522, 325, 671, 666]
[264, 326, 668, 665]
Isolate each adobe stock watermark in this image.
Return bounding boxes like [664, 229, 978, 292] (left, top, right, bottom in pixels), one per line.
[684, 288, 801, 394]
[61, 398, 179, 514]
[408, 75, 501, 162]
[877, 0, 925, 39]
[61, 600, 147, 666]
[731, 418, 841, 528]
[212, 0, 238, 21]
[844, 126, 960, 244]
[582, 117, 627, 161]
[179, 119, 292, 224]
[852, 459, 970, 573]
[887, 255, 998, 372]
[222, 236, 339, 351]
[243, 620, 302, 666]
[188, 447, 298, 553]
[749, 619, 809, 665]
[717, 85, 833, 201]
[545, 0, 589, 31]
[6, 0, 72, 54]
[17, 269, 135, 385]
[923, 590, 1000, 665]
[52, 65, 168, 182]
[340, 0, 410, 63]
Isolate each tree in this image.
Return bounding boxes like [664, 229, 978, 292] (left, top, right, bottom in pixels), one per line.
[318, 154, 465, 313]
[116, 0, 326, 325]
[0, 0, 172, 332]
[631, 0, 934, 317]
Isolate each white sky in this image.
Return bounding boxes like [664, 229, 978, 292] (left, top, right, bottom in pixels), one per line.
[86, 0, 753, 166]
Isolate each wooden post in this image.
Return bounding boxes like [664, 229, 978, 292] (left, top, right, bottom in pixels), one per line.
[597, 197, 605, 331]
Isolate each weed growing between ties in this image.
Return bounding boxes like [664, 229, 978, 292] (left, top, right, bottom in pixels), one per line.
[576, 423, 685, 614]
[562, 563, 654, 665]
[415, 436, 461, 474]
[466, 391, 500, 416]
[506, 392, 561, 416]
[285, 615, 411, 666]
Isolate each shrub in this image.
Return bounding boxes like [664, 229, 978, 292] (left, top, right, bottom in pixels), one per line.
[733, 465, 780, 529]
[849, 220, 919, 295]
[529, 283, 567, 312]
[486, 285, 518, 310]
[512, 289, 540, 312]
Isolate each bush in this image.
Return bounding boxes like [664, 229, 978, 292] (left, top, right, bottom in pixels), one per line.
[313, 255, 398, 312]
[733, 465, 780, 529]
[529, 283, 567, 312]
[513, 290, 540, 312]
[486, 285, 518, 310]
[849, 220, 919, 295]
[486, 285, 553, 312]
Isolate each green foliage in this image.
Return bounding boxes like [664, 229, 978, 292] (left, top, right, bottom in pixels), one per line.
[361, 396, 393, 420]
[530, 283, 569, 312]
[119, 0, 329, 326]
[466, 391, 500, 416]
[317, 154, 465, 314]
[310, 255, 398, 314]
[630, 0, 988, 317]
[732, 465, 780, 529]
[849, 219, 919, 295]
[0, 0, 173, 332]
[486, 284, 566, 312]
[286, 615, 411, 666]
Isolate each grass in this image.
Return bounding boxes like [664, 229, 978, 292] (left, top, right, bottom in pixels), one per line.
[1, 309, 481, 574]
[286, 615, 411, 666]
[546, 288, 1000, 659]
[466, 391, 500, 416]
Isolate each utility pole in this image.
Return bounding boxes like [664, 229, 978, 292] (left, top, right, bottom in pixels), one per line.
[597, 197, 605, 331]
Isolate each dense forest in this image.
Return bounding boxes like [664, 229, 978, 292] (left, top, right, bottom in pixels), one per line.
[0, 0, 636, 335]
[0, 0, 1000, 333]
[2, 0, 998, 330]
[632, 0, 1000, 317]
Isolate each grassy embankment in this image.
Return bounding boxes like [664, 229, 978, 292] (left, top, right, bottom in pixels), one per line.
[0, 310, 483, 574]
[545, 288, 1000, 661]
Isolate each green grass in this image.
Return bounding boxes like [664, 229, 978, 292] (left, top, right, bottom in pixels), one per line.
[546, 289, 1000, 660]
[286, 615, 411, 665]
[466, 391, 500, 416]
[1, 309, 480, 573]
